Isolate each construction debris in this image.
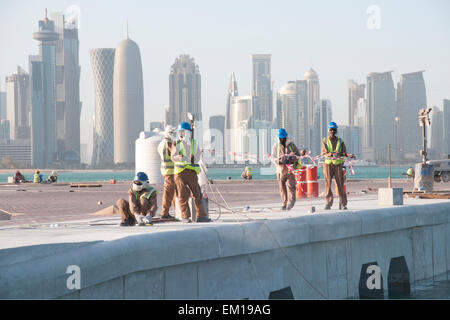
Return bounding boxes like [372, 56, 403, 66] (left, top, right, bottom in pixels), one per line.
[70, 184, 102, 188]
[404, 190, 450, 199]
[92, 205, 120, 215]
[0, 210, 11, 220]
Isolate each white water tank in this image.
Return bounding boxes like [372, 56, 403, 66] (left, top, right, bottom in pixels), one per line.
[135, 131, 164, 184]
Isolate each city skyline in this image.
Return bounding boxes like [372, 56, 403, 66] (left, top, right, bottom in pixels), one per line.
[0, 0, 449, 162]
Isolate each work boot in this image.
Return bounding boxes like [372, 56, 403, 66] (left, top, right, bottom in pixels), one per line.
[182, 218, 192, 223]
[196, 217, 211, 223]
[342, 206, 348, 210]
[120, 218, 135, 226]
[161, 214, 175, 219]
[286, 204, 294, 211]
[281, 205, 287, 210]
[324, 205, 331, 210]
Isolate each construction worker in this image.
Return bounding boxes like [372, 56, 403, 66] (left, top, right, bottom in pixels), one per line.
[33, 170, 42, 183]
[117, 172, 157, 226]
[321, 122, 355, 210]
[241, 166, 253, 180]
[271, 128, 301, 210]
[406, 167, 415, 180]
[157, 125, 177, 219]
[171, 122, 210, 223]
[47, 171, 58, 183]
[14, 170, 26, 184]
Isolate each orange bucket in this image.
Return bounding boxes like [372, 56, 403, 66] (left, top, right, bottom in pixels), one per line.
[296, 181, 307, 198]
[306, 166, 318, 181]
[307, 181, 319, 197]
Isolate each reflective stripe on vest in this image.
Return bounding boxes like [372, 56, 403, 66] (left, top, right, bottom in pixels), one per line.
[160, 141, 174, 175]
[174, 140, 200, 175]
[277, 143, 294, 159]
[135, 187, 157, 201]
[324, 137, 345, 165]
[277, 143, 300, 168]
[33, 174, 40, 183]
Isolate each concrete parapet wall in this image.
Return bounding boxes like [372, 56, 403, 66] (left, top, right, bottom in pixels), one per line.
[1, 202, 450, 299]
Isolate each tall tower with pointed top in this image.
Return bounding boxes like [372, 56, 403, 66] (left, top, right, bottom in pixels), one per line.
[113, 26, 144, 165]
[225, 72, 238, 130]
[30, 9, 59, 168]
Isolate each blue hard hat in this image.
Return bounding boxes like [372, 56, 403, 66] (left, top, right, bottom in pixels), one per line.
[278, 128, 288, 138]
[134, 171, 148, 182]
[328, 122, 338, 130]
[177, 122, 192, 131]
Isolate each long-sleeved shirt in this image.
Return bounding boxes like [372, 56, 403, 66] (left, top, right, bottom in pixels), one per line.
[128, 187, 157, 216]
[321, 136, 350, 159]
[171, 139, 202, 164]
[271, 139, 301, 175]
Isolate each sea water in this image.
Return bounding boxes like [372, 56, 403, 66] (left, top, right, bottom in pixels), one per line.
[0, 166, 411, 183]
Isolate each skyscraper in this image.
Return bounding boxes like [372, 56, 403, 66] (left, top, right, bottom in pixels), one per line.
[225, 72, 239, 130]
[304, 68, 320, 149]
[277, 81, 299, 145]
[251, 54, 272, 122]
[90, 48, 115, 167]
[30, 9, 59, 168]
[168, 55, 202, 126]
[51, 12, 81, 162]
[366, 71, 396, 162]
[443, 99, 450, 158]
[430, 106, 443, 159]
[397, 71, 427, 160]
[229, 95, 253, 161]
[312, 99, 332, 156]
[0, 91, 6, 120]
[113, 33, 144, 165]
[304, 68, 320, 126]
[5, 67, 30, 140]
[355, 98, 370, 155]
[348, 80, 365, 127]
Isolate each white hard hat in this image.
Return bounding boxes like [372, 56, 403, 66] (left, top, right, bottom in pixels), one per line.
[164, 125, 176, 139]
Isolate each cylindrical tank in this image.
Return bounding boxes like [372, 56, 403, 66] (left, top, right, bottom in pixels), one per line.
[135, 131, 163, 185]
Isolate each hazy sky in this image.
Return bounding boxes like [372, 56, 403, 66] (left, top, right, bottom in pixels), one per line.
[1, 0, 449, 157]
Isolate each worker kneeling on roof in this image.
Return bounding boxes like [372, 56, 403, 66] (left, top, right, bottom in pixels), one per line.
[117, 172, 158, 226]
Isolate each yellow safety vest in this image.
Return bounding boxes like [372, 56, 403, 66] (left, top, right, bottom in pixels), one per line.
[174, 140, 200, 175]
[33, 173, 41, 183]
[277, 143, 302, 168]
[247, 167, 252, 176]
[159, 140, 174, 176]
[134, 186, 157, 200]
[324, 137, 345, 165]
